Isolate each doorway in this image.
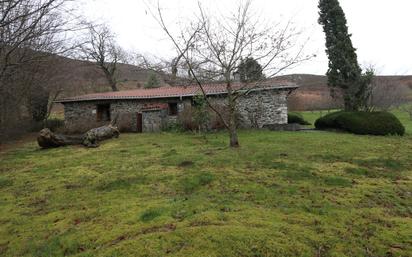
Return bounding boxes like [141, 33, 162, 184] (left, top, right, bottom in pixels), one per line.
[136, 113, 143, 133]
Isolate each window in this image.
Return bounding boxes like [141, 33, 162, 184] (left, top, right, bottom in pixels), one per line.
[168, 103, 178, 116]
[97, 104, 111, 121]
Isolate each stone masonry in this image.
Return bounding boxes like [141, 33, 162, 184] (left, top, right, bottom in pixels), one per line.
[63, 88, 291, 132]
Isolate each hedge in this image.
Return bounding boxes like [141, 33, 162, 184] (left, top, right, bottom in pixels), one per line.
[288, 112, 311, 125]
[315, 111, 405, 136]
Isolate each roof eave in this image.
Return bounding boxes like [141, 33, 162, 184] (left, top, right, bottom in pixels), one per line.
[55, 85, 299, 104]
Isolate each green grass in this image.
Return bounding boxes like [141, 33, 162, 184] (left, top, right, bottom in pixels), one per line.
[297, 110, 337, 128]
[1, 131, 412, 256]
[392, 108, 412, 134]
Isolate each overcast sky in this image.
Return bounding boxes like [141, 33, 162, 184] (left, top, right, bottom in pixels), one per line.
[78, 0, 412, 75]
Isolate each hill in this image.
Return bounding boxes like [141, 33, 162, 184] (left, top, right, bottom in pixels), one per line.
[278, 74, 412, 111]
[52, 56, 412, 112]
[53, 57, 173, 98]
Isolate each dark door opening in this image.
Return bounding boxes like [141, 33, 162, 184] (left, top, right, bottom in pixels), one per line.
[168, 102, 178, 116]
[97, 104, 111, 122]
[136, 113, 143, 133]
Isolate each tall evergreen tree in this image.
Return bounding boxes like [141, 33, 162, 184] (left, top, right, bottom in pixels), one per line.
[235, 57, 264, 83]
[318, 0, 366, 111]
[144, 72, 160, 88]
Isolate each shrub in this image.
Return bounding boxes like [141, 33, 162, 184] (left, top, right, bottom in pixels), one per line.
[209, 104, 242, 130]
[315, 111, 405, 136]
[44, 118, 64, 132]
[162, 121, 184, 132]
[314, 111, 344, 129]
[177, 102, 242, 131]
[30, 118, 64, 132]
[287, 112, 311, 125]
[192, 95, 210, 131]
[178, 107, 197, 131]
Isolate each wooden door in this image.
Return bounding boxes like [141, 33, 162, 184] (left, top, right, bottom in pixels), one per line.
[136, 113, 143, 133]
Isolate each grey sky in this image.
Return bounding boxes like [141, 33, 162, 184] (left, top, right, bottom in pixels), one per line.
[79, 0, 412, 75]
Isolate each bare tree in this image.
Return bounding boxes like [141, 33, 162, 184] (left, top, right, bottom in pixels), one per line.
[80, 23, 125, 92]
[400, 104, 412, 120]
[0, 0, 71, 78]
[363, 76, 409, 112]
[169, 24, 202, 81]
[151, 0, 311, 147]
[0, 0, 80, 139]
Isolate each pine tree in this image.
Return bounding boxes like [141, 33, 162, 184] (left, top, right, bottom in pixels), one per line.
[144, 72, 160, 88]
[235, 57, 264, 83]
[318, 0, 367, 111]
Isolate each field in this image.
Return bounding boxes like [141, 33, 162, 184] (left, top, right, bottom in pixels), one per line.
[0, 115, 412, 256]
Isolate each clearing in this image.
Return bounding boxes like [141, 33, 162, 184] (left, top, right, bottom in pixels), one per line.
[0, 116, 411, 256]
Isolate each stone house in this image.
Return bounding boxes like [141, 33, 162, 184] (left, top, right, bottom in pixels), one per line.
[56, 81, 298, 133]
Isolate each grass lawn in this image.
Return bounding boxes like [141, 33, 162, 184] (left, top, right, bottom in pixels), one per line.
[0, 130, 411, 256]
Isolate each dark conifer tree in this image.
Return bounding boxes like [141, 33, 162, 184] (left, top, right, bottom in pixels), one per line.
[236, 57, 264, 83]
[318, 0, 369, 111]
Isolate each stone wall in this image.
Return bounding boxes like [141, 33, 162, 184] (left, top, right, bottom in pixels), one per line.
[207, 89, 288, 128]
[64, 98, 184, 133]
[237, 89, 288, 128]
[63, 88, 290, 132]
[63, 101, 108, 132]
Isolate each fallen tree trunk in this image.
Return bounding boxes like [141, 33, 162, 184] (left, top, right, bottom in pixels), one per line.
[37, 125, 120, 149]
[82, 125, 120, 148]
[37, 128, 83, 148]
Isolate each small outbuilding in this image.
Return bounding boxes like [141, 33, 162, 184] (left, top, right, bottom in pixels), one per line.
[56, 81, 298, 132]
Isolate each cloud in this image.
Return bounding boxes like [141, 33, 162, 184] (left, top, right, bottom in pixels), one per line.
[80, 0, 412, 75]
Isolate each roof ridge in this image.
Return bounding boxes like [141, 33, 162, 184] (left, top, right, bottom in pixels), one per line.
[56, 81, 298, 103]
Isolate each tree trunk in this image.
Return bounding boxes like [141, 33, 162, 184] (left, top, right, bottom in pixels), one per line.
[37, 125, 120, 149]
[228, 95, 239, 148]
[228, 110, 239, 147]
[229, 125, 239, 148]
[37, 128, 84, 148]
[82, 125, 120, 147]
[107, 77, 118, 92]
[102, 67, 118, 91]
[226, 79, 240, 148]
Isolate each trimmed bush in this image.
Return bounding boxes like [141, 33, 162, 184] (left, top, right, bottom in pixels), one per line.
[314, 111, 344, 129]
[315, 111, 405, 136]
[288, 112, 311, 125]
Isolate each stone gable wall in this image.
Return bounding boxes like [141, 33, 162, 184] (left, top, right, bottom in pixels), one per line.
[237, 90, 288, 128]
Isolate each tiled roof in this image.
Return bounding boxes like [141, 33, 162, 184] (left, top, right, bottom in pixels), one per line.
[56, 80, 298, 103]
